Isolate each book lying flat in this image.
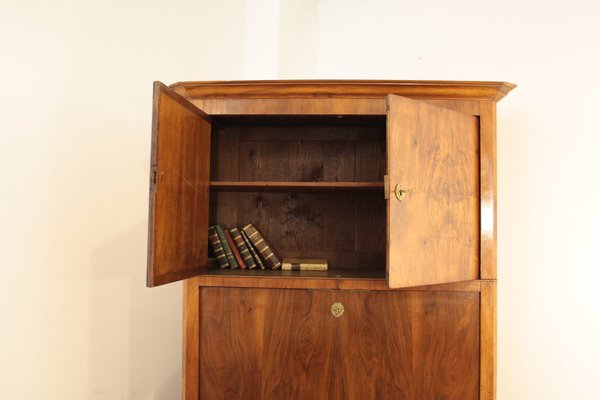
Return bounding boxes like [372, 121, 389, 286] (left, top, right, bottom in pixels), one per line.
[281, 258, 328, 271]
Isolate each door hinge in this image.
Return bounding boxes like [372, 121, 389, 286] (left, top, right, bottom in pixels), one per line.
[151, 165, 158, 191]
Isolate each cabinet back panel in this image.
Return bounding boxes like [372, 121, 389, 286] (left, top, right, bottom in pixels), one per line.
[208, 118, 386, 270]
[211, 120, 386, 182]
[209, 191, 386, 270]
[199, 287, 480, 400]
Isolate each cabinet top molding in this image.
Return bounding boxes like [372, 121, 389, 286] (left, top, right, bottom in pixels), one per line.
[170, 80, 516, 101]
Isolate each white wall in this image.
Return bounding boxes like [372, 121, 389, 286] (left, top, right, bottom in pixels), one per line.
[317, 1, 600, 398]
[1, 0, 599, 399]
[0, 1, 245, 399]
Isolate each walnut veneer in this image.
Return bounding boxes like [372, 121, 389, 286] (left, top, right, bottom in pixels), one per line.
[146, 80, 514, 400]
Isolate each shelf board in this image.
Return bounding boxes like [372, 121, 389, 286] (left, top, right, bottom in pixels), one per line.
[210, 181, 384, 192]
[202, 267, 386, 280]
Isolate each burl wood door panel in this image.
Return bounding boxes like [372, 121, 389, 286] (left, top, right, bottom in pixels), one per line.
[386, 94, 480, 288]
[199, 288, 480, 400]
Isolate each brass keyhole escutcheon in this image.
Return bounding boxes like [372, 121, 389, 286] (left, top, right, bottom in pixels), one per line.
[331, 302, 344, 318]
[395, 183, 412, 202]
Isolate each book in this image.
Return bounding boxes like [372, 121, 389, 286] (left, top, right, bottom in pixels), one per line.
[282, 258, 328, 271]
[242, 223, 281, 270]
[208, 226, 230, 268]
[230, 228, 257, 269]
[224, 229, 246, 269]
[241, 229, 266, 270]
[214, 224, 239, 269]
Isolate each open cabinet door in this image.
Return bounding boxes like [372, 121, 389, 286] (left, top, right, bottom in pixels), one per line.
[387, 95, 479, 288]
[147, 82, 211, 287]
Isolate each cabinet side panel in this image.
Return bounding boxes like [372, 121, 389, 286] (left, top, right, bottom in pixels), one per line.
[183, 277, 201, 400]
[480, 281, 497, 400]
[480, 101, 497, 279]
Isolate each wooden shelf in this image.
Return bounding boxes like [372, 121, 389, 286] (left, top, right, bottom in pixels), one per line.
[210, 181, 384, 192]
[202, 266, 386, 280]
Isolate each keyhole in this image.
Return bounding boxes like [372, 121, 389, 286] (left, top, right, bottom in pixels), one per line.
[331, 302, 344, 318]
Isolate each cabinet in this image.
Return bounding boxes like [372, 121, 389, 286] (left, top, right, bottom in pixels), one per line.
[146, 80, 514, 400]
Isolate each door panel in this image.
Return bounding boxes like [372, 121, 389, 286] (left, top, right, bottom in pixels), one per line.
[199, 287, 480, 400]
[147, 81, 211, 287]
[387, 94, 480, 288]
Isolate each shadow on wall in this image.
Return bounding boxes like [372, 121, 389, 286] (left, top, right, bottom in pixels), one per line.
[90, 221, 181, 400]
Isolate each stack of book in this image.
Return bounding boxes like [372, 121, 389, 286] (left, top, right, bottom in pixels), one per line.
[208, 223, 282, 270]
[208, 223, 329, 271]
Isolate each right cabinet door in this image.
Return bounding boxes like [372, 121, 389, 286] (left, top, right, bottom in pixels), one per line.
[199, 287, 480, 400]
[387, 95, 480, 288]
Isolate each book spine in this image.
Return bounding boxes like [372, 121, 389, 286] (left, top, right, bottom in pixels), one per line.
[230, 228, 257, 269]
[225, 229, 246, 269]
[214, 224, 239, 269]
[281, 263, 328, 271]
[242, 223, 281, 270]
[241, 230, 266, 270]
[208, 226, 229, 268]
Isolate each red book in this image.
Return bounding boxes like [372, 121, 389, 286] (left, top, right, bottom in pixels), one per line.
[224, 229, 247, 269]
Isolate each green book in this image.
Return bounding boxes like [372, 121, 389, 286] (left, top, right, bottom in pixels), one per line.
[208, 226, 229, 268]
[214, 224, 239, 269]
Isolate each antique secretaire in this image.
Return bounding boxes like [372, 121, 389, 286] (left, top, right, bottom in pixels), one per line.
[146, 80, 514, 399]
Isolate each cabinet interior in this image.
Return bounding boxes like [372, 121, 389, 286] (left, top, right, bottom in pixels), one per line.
[207, 115, 387, 277]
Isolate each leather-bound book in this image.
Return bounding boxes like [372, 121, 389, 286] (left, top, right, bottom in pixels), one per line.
[208, 226, 229, 268]
[214, 224, 239, 269]
[224, 229, 246, 269]
[230, 228, 257, 269]
[241, 223, 281, 270]
[241, 230, 266, 270]
[282, 258, 328, 271]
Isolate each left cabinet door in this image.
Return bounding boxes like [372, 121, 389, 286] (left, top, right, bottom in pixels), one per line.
[147, 82, 212, 287]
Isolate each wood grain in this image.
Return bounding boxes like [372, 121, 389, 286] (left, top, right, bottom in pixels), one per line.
[209, 127, 239, 229]
[199, 287, 480, 399]
[147, 81, 211, 287]
[196, 268, 483, 291]
[387, 95, 479, 288]
[182, 276, 201, 400]
[172, 79, 515, 101]
[145, 80, 512, 400]
[480, 280, 497, 400]
[210, 181, 384, 192]
[191, 98, 482, 116]
[480, 101, 497, 280]
[227, 192, 385, 271]
[209, 120, 387, 272]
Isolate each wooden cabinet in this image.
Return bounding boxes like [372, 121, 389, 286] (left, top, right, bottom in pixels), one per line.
[146, 80, 514, 399]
